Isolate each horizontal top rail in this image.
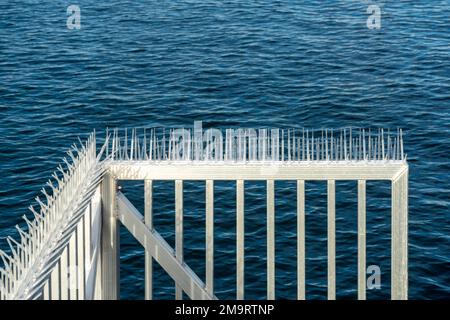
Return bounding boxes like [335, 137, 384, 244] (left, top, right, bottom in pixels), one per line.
[105, 161, 407, 181]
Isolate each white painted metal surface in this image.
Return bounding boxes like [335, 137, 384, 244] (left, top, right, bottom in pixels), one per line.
[0, 125, 409, 300]
[69, 232, 77, 300]
[101, 173, 119, 300]
[267, 180, 275, 300]
[297, 180, 305, 300]
[236, 180, 245, 300]
[175, 180, 184, 300]
[144, 180, 153, 300]
[60, 247, 69, 300]
[205, 180, 214, 296]
[0, 133, 105, 300]
[358, 180, 366, 300]
[107, 162, 405, 181]
[106, 160, 407, 301]
[327, 180, 336, 300]
[391, 167, 408, 300]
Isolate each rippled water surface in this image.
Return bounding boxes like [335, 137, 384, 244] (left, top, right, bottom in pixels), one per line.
[0, 1, 449, 299]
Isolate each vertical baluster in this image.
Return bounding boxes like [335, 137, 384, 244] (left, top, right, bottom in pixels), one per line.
[297, 180, 305, 300]
[50, 261, 61, 300]
[77, 219, 85, 300]
[236, 180, 244, 300]
[43, 279, 50, 300]
[327, 180, 336, 300]
[267, 180, 275, 300]
[145, 180, 153, 300]
[205, 180, 214, 297]
[69, 232, 77, 300]
[358, 180, 366, 300]
[175, 180, 183, 300]
[84, 203, 92, 297]
[60, 246, 69, 300]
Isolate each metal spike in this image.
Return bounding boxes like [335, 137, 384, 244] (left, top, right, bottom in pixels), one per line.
[7, 237, 24, 252]
[51, 172, 63, 187]
[57, 165, 69, 180]
[40, 188, 53, 204]
[46, 180, 57, 194]
[0, 250, 12, 270]
[15, 225, 31, 241]
[29, 205, 44, 221]
[6, 238, 18, 258]
[130, 128, 135, 161]
[349, 127, 352, 160]
[77, 137, 87, 152]
[143, 128, 147, 160]
[362, 129, 366, 160]
[306, 129, 309, 161]
[400, 129, 404, 160]
[67, 150, 77, 164]
[34, 197, 48, 212]
[22, 215, 36, 230]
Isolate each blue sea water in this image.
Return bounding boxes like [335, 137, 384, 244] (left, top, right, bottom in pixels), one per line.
[0, 1, 449, 299]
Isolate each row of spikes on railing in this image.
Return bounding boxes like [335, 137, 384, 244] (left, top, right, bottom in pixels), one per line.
[0, 133, 105, 299]
[106, 127, 406, 162]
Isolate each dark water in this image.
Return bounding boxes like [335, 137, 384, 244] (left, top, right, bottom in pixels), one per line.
[0, 1, 449, 299]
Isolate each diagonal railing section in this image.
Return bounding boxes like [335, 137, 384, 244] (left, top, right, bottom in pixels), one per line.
[0, 133, 107, 300]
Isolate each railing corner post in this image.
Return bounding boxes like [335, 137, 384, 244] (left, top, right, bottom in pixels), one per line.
[100, 172, 120, 300]
[391, 166, 408, 300]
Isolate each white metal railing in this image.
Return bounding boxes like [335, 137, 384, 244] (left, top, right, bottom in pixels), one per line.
[0, 134, 106, 300]
[0, 123, 408, 300]
[100, 123, 408, 300]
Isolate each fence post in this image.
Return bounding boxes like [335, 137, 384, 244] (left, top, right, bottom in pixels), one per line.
[175, 180, 184, 300]
[236, 180, 245, 300]
[327, 180, 336, 300]
[391, 167, 408, 300]
[205, 180, 214, 297]
[101, 173, 120, 299]
[267, 180, 275, 300]
[358, 180, 366, 300]
[145, 180, 153, 300]
[297, 180, 305, 300]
